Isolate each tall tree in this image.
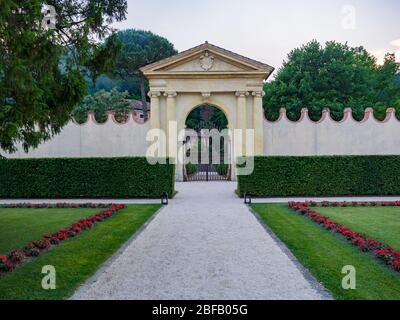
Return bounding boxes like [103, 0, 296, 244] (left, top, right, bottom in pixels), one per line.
[73, 89, 131, 124]
[110, 29, 177, 121]
[264, 40, 400, 121]
[0, 0, 127, 155]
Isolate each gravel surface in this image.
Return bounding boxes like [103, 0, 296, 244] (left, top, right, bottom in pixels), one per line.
[71, 182, 331, 300]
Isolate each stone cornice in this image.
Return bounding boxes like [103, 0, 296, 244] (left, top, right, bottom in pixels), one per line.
[140, 42, 274, 81]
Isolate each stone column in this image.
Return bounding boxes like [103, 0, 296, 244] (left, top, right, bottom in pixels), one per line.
[149, 91, 161, 130]
[252, 91, 264, 155]
[164, 92, 177, 161]
[235, 91, 249, 157]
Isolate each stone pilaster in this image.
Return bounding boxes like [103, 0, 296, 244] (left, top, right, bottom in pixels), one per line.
[252, 91, 264, 155]
[149, 91, 161, 130]
[235, 91, 249, 157]
[164, 92, 178, 161]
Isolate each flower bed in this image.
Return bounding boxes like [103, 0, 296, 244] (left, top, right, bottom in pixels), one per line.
[288, 201, 400, 273]
[0, 203, 125, 274]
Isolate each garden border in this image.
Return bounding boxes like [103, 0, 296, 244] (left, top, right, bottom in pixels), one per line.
[0, 203, 126, 274]
[288, 201, 400, 273]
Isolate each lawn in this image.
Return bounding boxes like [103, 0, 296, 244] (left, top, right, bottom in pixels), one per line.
[0, 207, 99, 254]
[0, 204, 161, 300]
[316, 206, 400, 250]
[251, 203, 400, 300]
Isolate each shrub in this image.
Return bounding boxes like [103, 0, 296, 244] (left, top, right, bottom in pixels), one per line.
[185, 162, 197, 177]
[216, 164, 229, 177]
[237, 155, 400, 197]
[0, 157, 175, 198]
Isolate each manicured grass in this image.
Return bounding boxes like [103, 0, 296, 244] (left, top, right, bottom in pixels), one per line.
[0, 208, 99, 254]
[251, 204, 400, 300]
[316, 206, 400, 250]
[0, 204, 161, 300]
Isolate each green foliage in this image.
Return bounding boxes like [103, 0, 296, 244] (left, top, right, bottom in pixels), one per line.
[237, 156, 400, 197]
[264, 41, 400, 121]
[0, 157, 175, 198]
[216, 163, 229, 177]
[112, 29, 177, 79]
[0, 0, 127, 155]
[185, 105, 228, 131]
[185, 162, 198, 177]
[73, 89, 132, 123]
[110, 29, 177, 119]
[87, 75, 142, 98]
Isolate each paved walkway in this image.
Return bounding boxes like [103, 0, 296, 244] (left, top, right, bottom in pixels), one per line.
[2, 195, 397, 205]
[72, 182, 330, 300]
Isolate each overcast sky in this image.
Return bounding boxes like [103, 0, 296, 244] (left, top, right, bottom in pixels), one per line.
[113, 0, 400, 77]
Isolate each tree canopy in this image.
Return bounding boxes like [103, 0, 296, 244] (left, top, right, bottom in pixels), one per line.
[73, 89, 131, 124]
[109, 29, 177, 120]
[263, 40, 400, 121]
[0, 0, 127, 155]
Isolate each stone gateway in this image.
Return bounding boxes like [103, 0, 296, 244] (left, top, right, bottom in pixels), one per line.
[5, 42, 400, 182]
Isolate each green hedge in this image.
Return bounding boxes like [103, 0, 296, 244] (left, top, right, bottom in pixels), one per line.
[237, 156, 400, 197]
[0, 157, 175, 198]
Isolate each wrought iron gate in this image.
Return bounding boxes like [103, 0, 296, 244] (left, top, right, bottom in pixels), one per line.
[186, 163, 230, 181]
[183, 130, 231, 182]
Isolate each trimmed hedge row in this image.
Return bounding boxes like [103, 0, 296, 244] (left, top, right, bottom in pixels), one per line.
[0, 157, 175, 198]
[237, 155, 400, 197]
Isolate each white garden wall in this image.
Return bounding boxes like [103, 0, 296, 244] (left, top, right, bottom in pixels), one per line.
[4, 107, 400, 159]
[5, 112, 150, 158]
[263, 108, 400, 156]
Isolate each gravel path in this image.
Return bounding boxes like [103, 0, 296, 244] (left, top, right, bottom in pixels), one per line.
[71, 182, 330, 300]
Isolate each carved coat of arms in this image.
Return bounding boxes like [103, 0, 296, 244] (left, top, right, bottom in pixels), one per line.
[199, 51, 214, 71]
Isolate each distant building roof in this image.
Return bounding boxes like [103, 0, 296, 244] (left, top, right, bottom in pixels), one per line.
[129, 99, 150, 111]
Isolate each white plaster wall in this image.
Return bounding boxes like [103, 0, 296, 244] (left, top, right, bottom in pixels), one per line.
[6, 112, 150, 158]
[6, 107, 400, 160]
[264, 108, 400, 156]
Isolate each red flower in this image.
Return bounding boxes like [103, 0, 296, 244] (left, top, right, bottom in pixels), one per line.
[288, 201, 400, 273]
[8, 249, 25, 264]
[1, 202, 125, 274]
[393, 258, 400, 271]
[0, 256, 13, 272]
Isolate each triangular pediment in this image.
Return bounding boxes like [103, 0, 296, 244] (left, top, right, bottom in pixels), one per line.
[140, 42, 274, 79]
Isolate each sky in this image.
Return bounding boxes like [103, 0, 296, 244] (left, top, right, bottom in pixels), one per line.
[113, 0, 400, 77]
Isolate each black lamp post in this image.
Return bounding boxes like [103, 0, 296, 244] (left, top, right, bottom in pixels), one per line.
[244, 192, 252, 205]
[161, 192, 169, 205]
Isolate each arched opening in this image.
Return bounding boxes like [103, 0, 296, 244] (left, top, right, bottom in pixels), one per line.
[183, 104, 231, 181]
